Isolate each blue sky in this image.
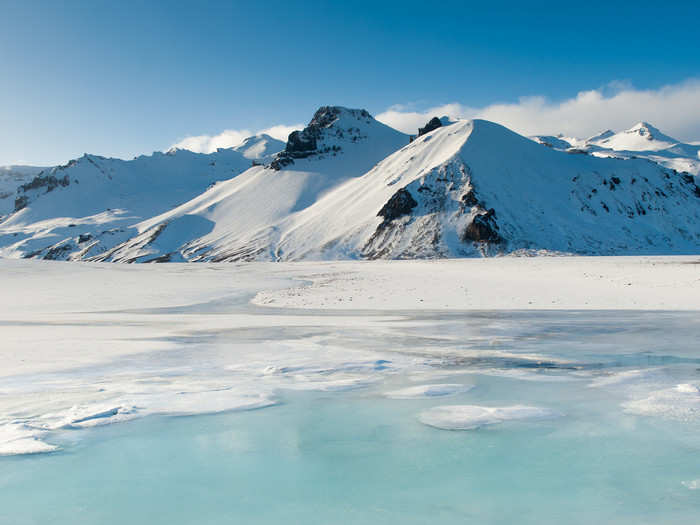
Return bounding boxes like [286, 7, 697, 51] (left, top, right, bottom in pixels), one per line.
[1, 0, 699, 165]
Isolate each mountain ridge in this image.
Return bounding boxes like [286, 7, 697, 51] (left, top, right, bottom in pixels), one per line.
[1, 108, 698, 262]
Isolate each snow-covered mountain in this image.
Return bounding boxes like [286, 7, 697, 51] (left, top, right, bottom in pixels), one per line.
[0, 165, 47, 215]
[1, 108, 698, 262]
[231, 133, 286, 160]
[533, 122, 700, 176]
[273, 119, 699, 259]
[0, 148, 255, 259]
[91, 106, 408, 262]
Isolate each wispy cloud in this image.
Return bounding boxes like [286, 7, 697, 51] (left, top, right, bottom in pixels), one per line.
[171, 124, 302, 153]
[376, 79, 700, 142]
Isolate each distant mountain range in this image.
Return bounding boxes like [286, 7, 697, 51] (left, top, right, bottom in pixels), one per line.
[1, 107, 698, 261]
[532, 121, 700, 176]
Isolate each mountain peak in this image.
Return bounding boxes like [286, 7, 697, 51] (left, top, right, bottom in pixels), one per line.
[307, 106, 372, 129]
[282, 106, 374, 157]
[627, 121, 663, 136]
[585, 122, 680, 152]
[233, 134, 285, 160]
[270, 106, 405, 170]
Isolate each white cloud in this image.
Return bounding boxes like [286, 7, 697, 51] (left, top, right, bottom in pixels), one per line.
[171, 123, 302, 153]
[376, 79, 700, 142]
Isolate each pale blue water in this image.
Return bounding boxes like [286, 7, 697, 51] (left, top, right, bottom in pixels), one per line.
[1, 311, 699, 524]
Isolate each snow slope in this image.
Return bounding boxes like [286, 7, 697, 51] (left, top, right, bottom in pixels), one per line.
[0, 148, 257, 260]
[275, 119, 700, 259]
[232, 133, 286, 160]
[91, 107, 409, 262]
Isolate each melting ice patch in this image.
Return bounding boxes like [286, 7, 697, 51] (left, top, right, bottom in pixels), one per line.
[0, 423, 57, 456]
[419, 405, 561, 430]
[0, 387, 278, 456]
[467, 368, 576, 382]
[682, 479, 700, 490]
[587, 368, 661, 388]
[258, 359, 395, 392]
[622, 383, 700, 420]
[384, 383, 474, 399]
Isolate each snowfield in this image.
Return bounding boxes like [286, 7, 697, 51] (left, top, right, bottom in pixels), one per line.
[253, 256, 700, 310]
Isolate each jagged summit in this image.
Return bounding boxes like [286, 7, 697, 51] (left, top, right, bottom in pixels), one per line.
[418, 117, 443, 137]
[271, 106, 406, 170]
[284, 106, 374, 154]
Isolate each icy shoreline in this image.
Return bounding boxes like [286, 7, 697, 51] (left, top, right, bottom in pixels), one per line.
[1, 256, 699, 456]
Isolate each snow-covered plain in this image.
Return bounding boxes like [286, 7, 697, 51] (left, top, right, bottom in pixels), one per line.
[1, 257, 700, 523]
[254, 256, 700, 310]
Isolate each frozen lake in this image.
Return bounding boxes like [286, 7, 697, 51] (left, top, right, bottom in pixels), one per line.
[1, 259, 699, 523]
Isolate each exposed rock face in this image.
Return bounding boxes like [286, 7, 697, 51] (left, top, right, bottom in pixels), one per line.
[377, 188, 417, 226]
[271, 106, 374, 170]
[14, 195, 29, 212]
[18, 174, 70, 193]
[283, 106, 349, 157]
[363, 159, 479, 259]
[463, 209, 501, 243]
[461, 189, 478, 207]
[13, 173, 70, 211]
[285, 130, 317, 155]
[679, 173, 700, 197]
[418, 117, 443, 137]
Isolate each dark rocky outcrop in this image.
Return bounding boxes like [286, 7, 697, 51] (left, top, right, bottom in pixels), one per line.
[43, 244, 72, 260]
[18, 174, 70, 193]
[285, 130, 317, 155]
[461, 189, 478, 207]
[678, 173, 700, 197]
[14, 195, 29, 212]
[418, 117, 442, 137]
[463, 209, 501, 243]
[270, 106, 374, 170]
[13, 173, 71, 211]
[284, 106, 350, 156]
[272, 107, 346, 170]
[377, 188, 417, 226]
